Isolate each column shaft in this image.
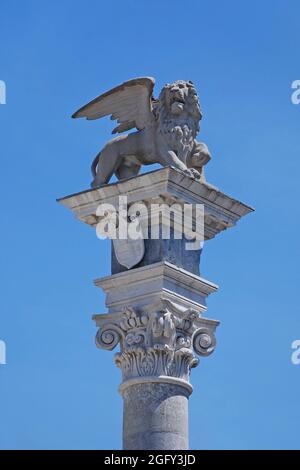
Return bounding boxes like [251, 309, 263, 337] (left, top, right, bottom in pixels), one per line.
[121, 382, 190, 450]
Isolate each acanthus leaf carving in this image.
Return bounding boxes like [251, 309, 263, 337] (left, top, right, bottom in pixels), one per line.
[95, 303, 217, 384]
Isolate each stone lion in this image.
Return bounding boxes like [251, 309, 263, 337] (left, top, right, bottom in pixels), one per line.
[72, 77, 211, 187]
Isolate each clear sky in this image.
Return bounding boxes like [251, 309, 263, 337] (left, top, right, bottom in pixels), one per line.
[0, 0, 299, 450]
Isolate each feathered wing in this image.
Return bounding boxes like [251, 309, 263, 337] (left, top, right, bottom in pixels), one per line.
[72, 77, 155, 134]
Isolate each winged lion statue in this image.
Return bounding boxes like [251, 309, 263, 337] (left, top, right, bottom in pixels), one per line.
[72, 77, 211, 187]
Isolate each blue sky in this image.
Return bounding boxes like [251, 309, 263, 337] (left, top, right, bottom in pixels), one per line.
[0, 0, 299, 450]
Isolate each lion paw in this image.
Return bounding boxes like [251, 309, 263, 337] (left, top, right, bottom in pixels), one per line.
[184, 168, 201, 180]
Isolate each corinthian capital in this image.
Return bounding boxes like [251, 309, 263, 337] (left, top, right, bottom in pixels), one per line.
[93, 301, 218, 389]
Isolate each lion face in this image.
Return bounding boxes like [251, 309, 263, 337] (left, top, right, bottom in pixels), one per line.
[159, 80, 202, 119]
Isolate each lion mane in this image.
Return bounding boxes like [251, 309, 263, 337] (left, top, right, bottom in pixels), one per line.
[154, 81, 202, 163]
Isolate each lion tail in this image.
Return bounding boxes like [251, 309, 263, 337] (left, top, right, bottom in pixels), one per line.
[91, 154, 99, 177]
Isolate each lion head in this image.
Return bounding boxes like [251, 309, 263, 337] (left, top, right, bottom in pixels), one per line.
[155, 80, 202, 122]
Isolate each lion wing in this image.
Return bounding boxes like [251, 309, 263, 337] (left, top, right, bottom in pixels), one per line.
[72, 77, 155, 134]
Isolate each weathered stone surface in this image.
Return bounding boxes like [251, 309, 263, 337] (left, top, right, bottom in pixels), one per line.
[57, 167, 254, 243]
[93, 301, 218, 403]
[112, 233, 202, 275]
[122, 382, 189, 450]
[94, 261, 218, 315]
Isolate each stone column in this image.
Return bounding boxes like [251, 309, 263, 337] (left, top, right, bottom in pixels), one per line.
[122, 382, 190, 450]
[58, 166, 253, 450]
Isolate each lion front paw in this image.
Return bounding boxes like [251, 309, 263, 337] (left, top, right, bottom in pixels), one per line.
[184, 168, 201, 180]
